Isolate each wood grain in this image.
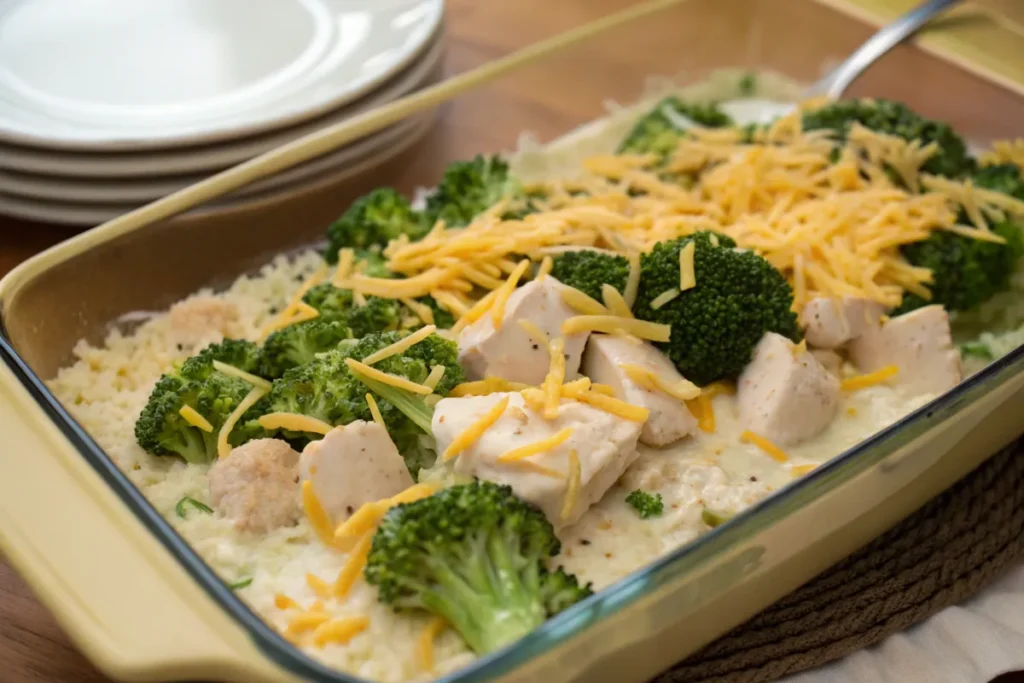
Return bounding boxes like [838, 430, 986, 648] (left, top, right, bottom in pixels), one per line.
[0, 0, 1022, 680]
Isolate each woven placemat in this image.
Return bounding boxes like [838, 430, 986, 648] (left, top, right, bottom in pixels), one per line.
[657, 438, 1024, 683]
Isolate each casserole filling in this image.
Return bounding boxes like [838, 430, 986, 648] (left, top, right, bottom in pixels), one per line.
[48, 75, 1024, 680]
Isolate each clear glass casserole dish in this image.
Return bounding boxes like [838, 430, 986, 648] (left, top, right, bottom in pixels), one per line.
[2, 0, 1024, 681]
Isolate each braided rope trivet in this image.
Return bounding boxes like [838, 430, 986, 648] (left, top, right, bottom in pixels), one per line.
[657, 439, 1024, 683]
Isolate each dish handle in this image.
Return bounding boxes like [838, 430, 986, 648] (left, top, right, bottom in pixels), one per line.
[0, 364, 295, 683]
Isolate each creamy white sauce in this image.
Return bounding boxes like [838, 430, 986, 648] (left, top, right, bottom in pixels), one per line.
[554, 385, 933, 589]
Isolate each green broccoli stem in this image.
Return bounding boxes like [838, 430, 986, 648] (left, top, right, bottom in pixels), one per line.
[171, 428, 215, 465]
[351, 369, 435, 432]
[419, 534, 547, 654]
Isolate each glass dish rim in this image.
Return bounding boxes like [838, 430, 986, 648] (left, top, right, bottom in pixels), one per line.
[2, 296, 1022, 682]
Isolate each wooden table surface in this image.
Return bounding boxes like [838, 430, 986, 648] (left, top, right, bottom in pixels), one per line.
[2, 0, 1024, 680]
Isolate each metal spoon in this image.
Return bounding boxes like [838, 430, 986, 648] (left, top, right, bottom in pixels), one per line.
[806, 0, 964, 99]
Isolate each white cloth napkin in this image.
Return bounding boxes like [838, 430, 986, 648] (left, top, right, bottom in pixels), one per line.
[783, 563, 1024, 683]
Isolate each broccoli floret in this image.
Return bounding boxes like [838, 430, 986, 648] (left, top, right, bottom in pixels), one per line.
[365, 481, 593, 654]
[801, 98, 973, 178]
[179, 339, 267, 380]
[134, 372, 257, 464]
[303, 283, 403, 336]
[634, 232, 801, 385]
[896, 220, 1024, 314]
[355, 248, 396, 278]
[259, 331, 464, 474]
[738, 72, 757, 97]
[618, 96, 733, 163]
[324, 188, 429, 263]
[548, 250, 630, 302]
[262, 318, 353, 377]
[974, 163, 1024, 201]
[897, 163, 1024, 314]
[625, 490, 664, 519]
[425, 155, 521, 227]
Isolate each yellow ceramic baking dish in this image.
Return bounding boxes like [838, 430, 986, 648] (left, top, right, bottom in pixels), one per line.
[2, 0, 1024, 681]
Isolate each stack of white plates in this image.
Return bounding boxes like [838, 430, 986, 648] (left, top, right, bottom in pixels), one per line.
[0, 0, 445, 225]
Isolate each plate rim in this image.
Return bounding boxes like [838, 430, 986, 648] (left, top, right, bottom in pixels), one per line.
[0, 0, 445, 151]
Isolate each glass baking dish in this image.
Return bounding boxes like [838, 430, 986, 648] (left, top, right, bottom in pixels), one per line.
[2, 0, 1024, 681]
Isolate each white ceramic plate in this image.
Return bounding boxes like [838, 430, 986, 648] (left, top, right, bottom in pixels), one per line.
[0, 113, 428, 203]
[0, 109, 437, 225]
[0, 34, 445, 179]
[0, 0, 444, 149]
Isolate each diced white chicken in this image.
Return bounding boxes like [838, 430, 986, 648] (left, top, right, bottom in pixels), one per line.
[432, 392, 641, 528]
[168, 296, 241, 348]
[800, 296, 886, 349]
[299, 421, 414, 525]
[737, 333, 840, 447]
[848, 305, 961, 397]
[208, 439, 301, 533]
[811, 349, 844, 379]
[581, 334, 698, 446]
[458, 277, 589, 385]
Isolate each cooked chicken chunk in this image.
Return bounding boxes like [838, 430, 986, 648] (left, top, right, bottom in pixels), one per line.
[208, 439, 301, 533]
[299, 422, 413, 525]
[848, 305, 961, 397]
[800, 297, 886, 349]
[432, 392, 641, 528]
[811, 349, 844, 378]
[168, 296, 241, 348]
[581, 334, 698, 446]
[458, 277, 589, 385]
[737, 333, 840, 447]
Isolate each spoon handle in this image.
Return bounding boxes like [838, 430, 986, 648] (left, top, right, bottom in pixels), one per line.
[808, 0, 964, 99]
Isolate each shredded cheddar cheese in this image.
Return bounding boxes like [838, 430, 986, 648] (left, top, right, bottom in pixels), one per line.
[537, 255, 554, 279]
[491, 259, 531, 328]
[841, 365, 899, 391]
[179, 405, 213, 432]
[563, 315, 671, 342]
[790, 463, 818, 476]
[740, 430, 790, 462]
[650, 288, 680, 309]
[332, 248, 356, 286]
[334, 482, 438, 545]
[400, 297, 435, 325]
[619, 363, 701, 401]
[561, 449, 581, 521]
[287, 611, 331, 635]
[361, 325, 436, 365]
[687, 393, 716, 433]
[302, 480, 339, 548]
[442, 396, 510, 462]
[275, 594, 301, 611]
[312, 616, 370, 648]
[560, 286, 609, 316]
[216, 386, 268, 458]
[678, 240, 697, 291]
[334, 531, 373, 599]
[423, 365, 446, 391]
[560, 383, 649, 422]
[306, 573, 332, 598]
[212, 360, 273, 391]
[497, 428, 573, 462]
[451, 377, 532, 397]
[365, 393, 385, 427]
[258, 413, 334, 435]
[542, 337, 567, 419]
[601, 284, 634, 318]
[345, 358, 433, 395]
[418, 617, 447, 673]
